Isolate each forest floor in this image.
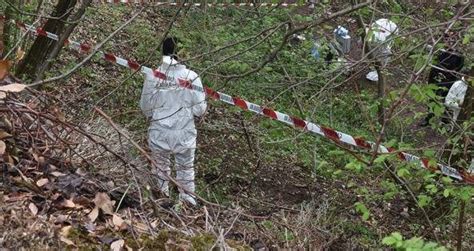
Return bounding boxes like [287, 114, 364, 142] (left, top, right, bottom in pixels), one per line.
[1, 2, 473, 250]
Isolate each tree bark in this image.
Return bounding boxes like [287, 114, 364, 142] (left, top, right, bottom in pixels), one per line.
[1, 5, 14, 59]
[16, 0, 77, 81]
[375, 63, 385, 125]
[457, 67, 473, 123]
[351, 0, 386, 126]
[456, 200, 466, 251]
[455, 129, 471, 251]
[0, 15, 4, 57]
[34, 0, 92, 82]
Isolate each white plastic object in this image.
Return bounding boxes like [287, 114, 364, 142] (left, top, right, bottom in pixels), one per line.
[366, 70, 379, 82]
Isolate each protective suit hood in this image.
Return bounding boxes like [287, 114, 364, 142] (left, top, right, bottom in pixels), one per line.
[162, 56, 185, 69]
[367, 18, 398, 45]
[365, 19, 398, 82]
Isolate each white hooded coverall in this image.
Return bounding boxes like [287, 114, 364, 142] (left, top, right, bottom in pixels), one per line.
[444, 80, 468, 122]
[366, 19, 398, 81]
[140, 56, 207, 205]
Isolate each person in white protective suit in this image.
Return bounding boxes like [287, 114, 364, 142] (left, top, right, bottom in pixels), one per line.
[140, 37, 207, 206]
[365, 18, 398, 82]
[444, 77, 468, 123]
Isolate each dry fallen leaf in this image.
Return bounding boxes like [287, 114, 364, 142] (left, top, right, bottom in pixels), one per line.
[36, 178, 49, 187]
[28, 203, 38, 216]
[60, 199, 76, 208]
[49, 164, 58, 171]
[0, 60, 10, 80]
[15, 47, 25, 62]
[51, 171, 66, 177]
[60, 226, 72, 237]
[38, 156, 46, 166]
[106, 180, 115, 188]
[112, 214, 125, 228]
[0, 131, 11, 140]
[0, 92, 5, 99]
[52, 106, 66, 122]
[0, 117, 12, 131]
[32, 152, 39, 162]
[0, 83, 26, 93]
[73, 196, 90, 207]
[60, 236, 76, 246]
[59, 226, 76, 246]
[55, 214, 68, 224]
[110, 239, 124, 251]
[151, 220, 159, 229]
[93, 192, 115, 215]
[134, 222, 149, 233]
[75, 167, 87, 176]
[5, 193, 28, 202]
[88, 207, 99, 222]
[6, 154, 14, 165]
[0, 140, 5, 155]
[51, 193, 62, 201]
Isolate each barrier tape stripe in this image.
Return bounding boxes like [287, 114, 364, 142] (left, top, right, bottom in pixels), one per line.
[6, 16, 473, 184]
[92, 1, 307, 7]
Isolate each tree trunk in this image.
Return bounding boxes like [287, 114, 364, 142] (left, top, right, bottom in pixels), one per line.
[1, 5, 14, 58]
[375, 63, 386, 125]
[457, 85, 472, 123]
[16, 0, 77, 81]
[457, 67, 473, 123]
[456, 67, 473, 172]
[352, 0, 386, 126]
[34, 0, 92, 82]
[0, 15, 4, 57]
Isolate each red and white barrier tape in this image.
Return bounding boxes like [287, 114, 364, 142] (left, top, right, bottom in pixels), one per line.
[6, 16, 473, 184]
[92, 1, 306, 7]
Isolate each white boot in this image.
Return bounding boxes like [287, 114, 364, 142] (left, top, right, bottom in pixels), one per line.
[179, 192, 197, 206]
[176, 168, 196, 206]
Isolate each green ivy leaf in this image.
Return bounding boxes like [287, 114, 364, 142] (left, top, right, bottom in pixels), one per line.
[354, 202, 370, 221]
[462, 35, 470, 45]
[443, 189, 450, 198]
[405, 237, 424, 249]
[397, 168, 410, 177]
[392, 232, 403, 241]
[417, 195, 432, 208]
[424, 242, 439, 248]
[432, 104, 445, 117]
[459, 188, 473, 202]
[382, 236, 397, 245]
[441, 176, 452, 184]
[374, 154, 389, 164]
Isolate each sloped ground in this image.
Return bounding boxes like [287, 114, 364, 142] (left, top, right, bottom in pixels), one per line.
[1, 1, 473, 250]
[0, 90, 253, 249]
[2, 93, 472, 249]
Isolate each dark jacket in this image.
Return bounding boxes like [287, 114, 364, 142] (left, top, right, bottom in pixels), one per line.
[428, 50, 464, 99]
